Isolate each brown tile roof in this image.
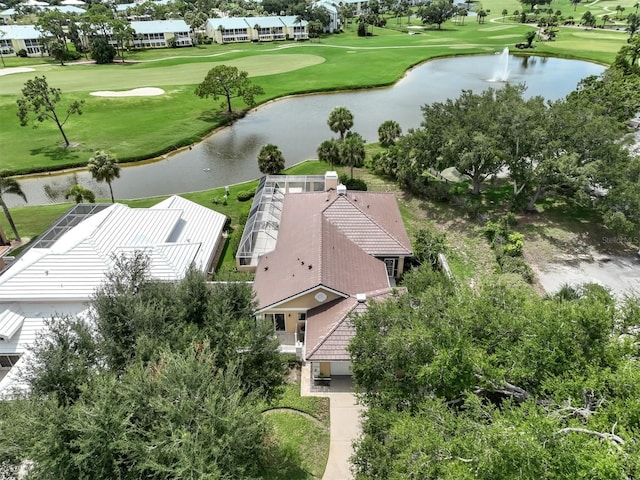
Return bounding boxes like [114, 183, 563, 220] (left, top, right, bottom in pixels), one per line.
[305, 288, 401, 362]
[253, 190, 412, 310]
[322, 194, 412, 256]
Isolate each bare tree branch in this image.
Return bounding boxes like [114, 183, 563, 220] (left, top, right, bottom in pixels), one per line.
[555, 427, 626, 447]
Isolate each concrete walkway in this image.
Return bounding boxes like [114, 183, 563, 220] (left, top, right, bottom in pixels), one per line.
[300, 363, 364, 480]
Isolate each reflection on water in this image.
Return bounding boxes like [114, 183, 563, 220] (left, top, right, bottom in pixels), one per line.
[13, 54, 605, 207]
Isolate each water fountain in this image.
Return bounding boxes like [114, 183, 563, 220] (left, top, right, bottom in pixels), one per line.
[490, 47, 510, 82]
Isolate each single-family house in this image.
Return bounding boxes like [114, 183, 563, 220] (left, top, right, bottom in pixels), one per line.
[0, 24, 44, 55]
[129, 20, 192, 48]
[248, 172, 413, 378]
[0, 196, 227, 397]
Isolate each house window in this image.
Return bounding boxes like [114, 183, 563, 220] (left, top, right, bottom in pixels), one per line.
[274, 313, 285, 331]
[0, 354, 20, 368]
[264, 313, 286, 331]
[297, 313, 306, 321]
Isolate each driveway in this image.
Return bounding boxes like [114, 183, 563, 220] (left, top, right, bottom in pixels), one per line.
[536, 256, 640, 297]
[300, 364, 363, 480]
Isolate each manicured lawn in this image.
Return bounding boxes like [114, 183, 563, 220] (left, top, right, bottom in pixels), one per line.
[0, 17, 629, 175]
[263, 411, 330, 480]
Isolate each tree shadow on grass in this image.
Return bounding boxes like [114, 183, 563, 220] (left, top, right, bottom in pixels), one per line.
[30, 144, 82, 165]
[197, 109, 245, 125]
[262, 444, 317, 480]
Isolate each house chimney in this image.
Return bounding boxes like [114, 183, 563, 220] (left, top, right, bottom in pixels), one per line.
[337, 183, 347, 196]
[356, 293, 366, 303]
[324, 171, 338, 191]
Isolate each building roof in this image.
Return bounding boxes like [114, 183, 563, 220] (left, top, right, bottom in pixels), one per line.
[305, 288, 399, 361]
[130, 19, 189, 34]
[323, 193, 412, 256]
[207, 15, 307, 30]
[1, 5, 83, 15]
[207, 17, 250, 30]
[278, 15, 307, 27]
[0, 196, 225, 397]
[0, 24, 42, 40]
[254, 189, 411, 310]
[247, 15, 286, 28]
[0, 196, 226, 302]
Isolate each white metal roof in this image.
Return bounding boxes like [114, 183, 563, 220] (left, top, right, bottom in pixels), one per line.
[207, 17, 251, 30]
[0, 305, 24, 341]
[130, 19, 189, 34]
[279, 15, 308, 26]
[0, 302, 89, 397]
[0, 196, 226, 396]
[247, 16, 286, 28]
[0, 24, 42, 40]
[0, 196, 226, 302]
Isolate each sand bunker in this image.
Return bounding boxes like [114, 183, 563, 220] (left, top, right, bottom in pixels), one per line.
[0, 67, 35, 76]
[90, 87, 165, 97]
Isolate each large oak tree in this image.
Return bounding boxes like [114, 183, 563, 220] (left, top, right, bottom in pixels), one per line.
[195, 65, 264, 113]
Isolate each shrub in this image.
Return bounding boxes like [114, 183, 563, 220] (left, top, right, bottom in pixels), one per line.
[338, 174, 368, 191]
[16, 49, 27, 57]
[424, 182, 452, 203]
[237, 189, 256, 202]
[229, 226, 243, 256]
[167, 37, 177, 48]
[342, 178, 367, 191]
[503, 232, 524, 257]
[413, 228, 447, 269]
[499, 256, 534, 283]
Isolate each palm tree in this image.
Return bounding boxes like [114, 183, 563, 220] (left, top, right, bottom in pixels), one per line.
[65, 184, 96, 204]
[378, 120, 402, 147]
[602, 14, 610, 28]
[327, 106, 354, 140]
[340, 132, 366, 179]
[0, 175, 27, 243]
[88, 151, 120, 203]
[628, 13, 640, 38]
[257, 144, 285, 175]
[317, 139, 341, 169]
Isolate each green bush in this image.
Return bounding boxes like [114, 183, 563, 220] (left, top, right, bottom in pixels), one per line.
[503, 233, 524, 257]
[237, 189, 256, 202]
[413, 228, 447, 270]
[16, 49, 27, 57]
[345, 178, 368, 191]
[229, 226, 243, 256]
[424, 181, 452, 203]
[499, 256, 534, 283]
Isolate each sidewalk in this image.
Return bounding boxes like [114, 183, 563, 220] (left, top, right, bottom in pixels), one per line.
[300, 363, 364, 480]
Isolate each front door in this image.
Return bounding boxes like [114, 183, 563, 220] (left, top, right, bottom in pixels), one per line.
[384, 258, 397, 277]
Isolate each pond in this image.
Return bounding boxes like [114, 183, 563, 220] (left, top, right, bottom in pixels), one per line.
[12, 54, 605, 207]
